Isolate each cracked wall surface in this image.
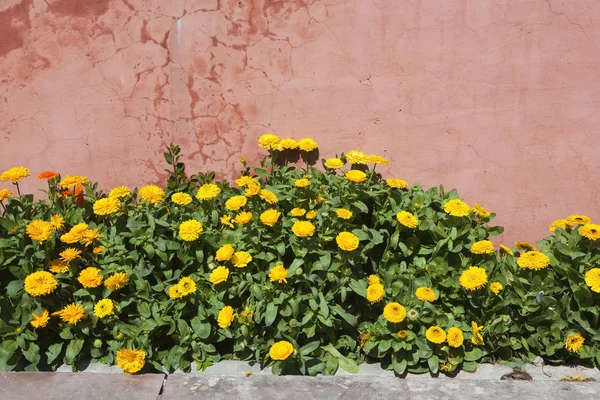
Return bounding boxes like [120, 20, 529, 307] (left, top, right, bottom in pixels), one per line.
[1, 0, 600, 243]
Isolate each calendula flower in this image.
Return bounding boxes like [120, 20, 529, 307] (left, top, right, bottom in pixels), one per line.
[447, 327, 464, 347]
[579, 224, 600, 240]
[566, 215, 591, 227]
[297, 138, 318, 151]
[259, 189, 278, 204]
[108, 186, 130, 198]
[49, 215, 65, 231]
[269, 341, 294, 360]
[443, 199, 470, 217]
[366, 283, 384, 303]
[426, 326, 446, 344]
[470, 240, 494, 254]
[258, 134, 280, 150]
[549, 219, 567, 232]
[168, 285, 182, 299]
[367, 275, 380, 285]
[48, 259, 69, 274]
[225, 195, 247, 211]
[78, 267, 103, 288]
[345, 170, 367, 183]
[196, 183, 221, 200]
[279, 138, 298, 149]
[93, 197, 121, 215]
[359, 332, 371, 347]
[61, 222, 89, 243]
[210, 266, 230, 285]
[138, 185, 165, 203]
[517, 251, 550, 270]
[104, 272, 130, 291]
[60, 248, 82, 262]
[244, 181, 261, 197]
[24, 271, 58, 297]
[53, 303, 87, 325]
[234, 211, 253, 225]
[220, 215, 234, 228]
[335, 209, 353, 219]
[585, 268, 600, 293]
[345, 150, 367, 164]
[396, 211, 418, 228]
[26, 220, 53, 243]
[471, 203, 491, 218]
[171, 192, 192, 205]
[93, 245, 105, 254]
[116, 349, 146, 374]
[290, 208, 306, 217]
[94, 299, 115, 318]
[1, 166, 30, 182]
[294, 178, 310, 188]
[336, 231, 359, 251]
[565, 333, 584, 353]
[80, 228, 103, 246]
[386, 178, 408, 189]
[179, 219, 203, 241]
[471, 321, 484, 346]
[324, 158, 344, 169]
[0, 188, 13, 201]
[383, 302, 406, 323]
[459, 266, 488, 291]
[269, 264, 288, 283]
[260, 209, 281, 227]
[218, 306, 235, 328]
[59, 175, 89, 188]
[235, 176, 256, 187]
[489, 282, 503, 295]
[515, 241, 537, 252]
[415, 287, 436, 302]
[499, 244, 514, 256]
[216, 244, 235, 261]
[30, 309, 50, 328]
[367, 155, 388, 165]
[37, 171, 59, 180]
[397, 330, 408, 340]
[231, 251, 252, 268]
[292, 221, 315, 237]
[177, 277, 196, 296]
[305, 210, 317, 219]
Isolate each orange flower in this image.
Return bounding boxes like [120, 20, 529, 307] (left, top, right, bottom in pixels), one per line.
[37, 171, 59, 180]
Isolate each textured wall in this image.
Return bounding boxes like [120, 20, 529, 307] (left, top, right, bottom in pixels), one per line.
[1, 0, 600, 244]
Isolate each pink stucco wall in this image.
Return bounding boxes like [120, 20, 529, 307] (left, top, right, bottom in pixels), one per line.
[1, 0, 599, 244]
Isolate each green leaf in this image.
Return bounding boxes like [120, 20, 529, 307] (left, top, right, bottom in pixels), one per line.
[299, 341, 321, 356]
[0, 340, 19, 370]
[348, 279, 367, 297]
[6, 280, 23, 298]
[353, 200, 369, 213]
[137, 302, 151, 318]
[64, 339, 84, 364]
[265, 303, 278, 326]
[464, 347, 484, 362]
[23, 343, 40, 365]
[427, 354, 439, 374]
[462, 361, 478, 372]
[191, 317, 211, 340]
[318, 292, 329, 319]
[322, 344, 358, 374]
[46, 343, 63, 364]
[330, 305, 358, 326]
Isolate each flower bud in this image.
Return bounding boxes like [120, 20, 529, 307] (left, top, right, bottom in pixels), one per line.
[407, 308, 419, 321]
[289, 318, 298, 328]
[295, 268, 303, 276]
[93, 339, 103, 348]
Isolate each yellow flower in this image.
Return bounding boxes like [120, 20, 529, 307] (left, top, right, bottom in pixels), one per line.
[231, 251, 252, 268]
[37, 171, 59, 180]
[336, 231, 359, 251]
[177, 277, 196, 296]
[50, 215, 65, 231]
[259, 189, 278, 204]
[549, 219, 567, 232]
[386, 178, 408, 189]
[179, 219, 203, 241]
[443, 199, 471, 217]
[366, 283, 384, 303]
[345, 170, 367, 183]
[367, 155, 389, 165]
[517, 251, 550, 270]
[116, 349, 146, 374]
[235, 211, 253, 225]
[60, 248, 82, 262]
[244, 181, 261, 197]
[426, 326, 447, 344]
[104, 272, 130, 291]
[258, 134, 280, 150]
[93, 245, 105, 255]
[168, 285, 182, 299]
[295, 178, 310, 188]
[471, 321, 484, 346]
[94, 299, 115, 318]
[269, 340, 294, 360]
[566, 215, 591, 227]
[305, 210, 317, 219]
[471, 203, 491, 218]
[499, 244, 514, 256]
[26, 220, 53, 243]
[290, 208, 306, 217]
[383, 302, 406, 323]
[324, 158, 344, 169]
[0, 188, 13, 201]
[345, 150, 367, 164]
[220, 215, 234, 228]
[279, 138, 298, 149]
[93, 197, 121, 215]
[469, 240, 494, 254]
[359, 332, 371, 347]
[138, 185, 165, 203]
[30, 309, 50, 329]
[1, 166, 30, 182]
[80, 228, 103, 247]
[171, 192, 192, 205]
[225, 195, 247, 211]
[269, 264, 288, 283]
[292, 221, 315, 237]
[440, 363, 453, 372]
[235, 176, 256, 187]
[397, 330, 408, 340]
[367, 275, 380, 285]
[515, 241, 537, 252]
[579, 223, 600, 240]
[459, 266, 488, 291]
[25, 271, 58, 297]
[447, 327, 464, 347]
[584, 268, 600, 293]
[216, 244, 235, 261]
[48, 259, 69, 274]
[260, 209, 281, 227]
[335, 209, 353, 219]
[565, 332, 584, 353]
[60, 222, 88, 243]
[196, 183, 221, 200]
[218, 306, 235, 328]
[396, 211, 418, 228]
[78, 267, 103, 288]
[54, 303, 87, 325]
[108, 186, 131, 198]
[59, 175, 89, 188]
[415, 287, 436, 302]
[210, 266, 230, 285]
[489, 282, 503, 295]
[297, 138, 318, 151]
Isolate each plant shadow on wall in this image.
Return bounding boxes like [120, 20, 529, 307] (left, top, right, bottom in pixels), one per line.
[0, 136, 599, 375]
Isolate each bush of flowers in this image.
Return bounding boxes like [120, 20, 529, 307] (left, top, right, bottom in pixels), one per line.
[0, 136, 599, 375]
